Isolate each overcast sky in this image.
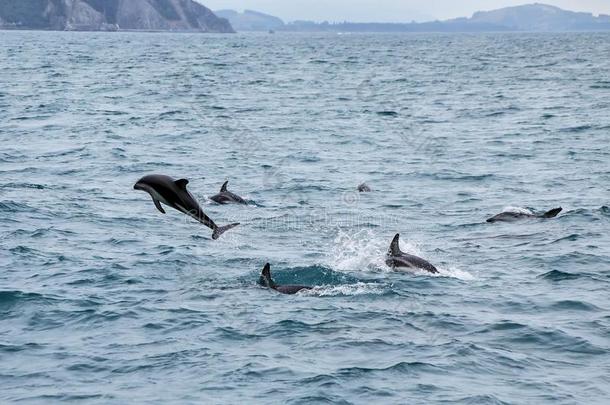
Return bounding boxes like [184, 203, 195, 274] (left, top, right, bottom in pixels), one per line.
[201, 0, 610, 22]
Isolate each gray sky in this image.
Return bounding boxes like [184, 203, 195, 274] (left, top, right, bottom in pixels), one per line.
[201, 0, 610, 22]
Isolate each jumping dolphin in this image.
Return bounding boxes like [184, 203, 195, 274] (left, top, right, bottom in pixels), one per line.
[486, 207, 562, 223]
[386, 234, 439, 274]
[358, 183, 372, 192]
[259, 263, 312, 295]
[134, 174, 239, 240]
[210, 181, 247, 205]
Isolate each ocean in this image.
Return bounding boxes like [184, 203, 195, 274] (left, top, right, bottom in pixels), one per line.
[1, 30, 609, 404]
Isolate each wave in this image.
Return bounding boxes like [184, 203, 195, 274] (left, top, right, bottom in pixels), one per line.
[550, 234, 581, 243]
[1, 182, 47, 190]
[0, 201, 36, 213]
[376, 110, 398, 117]
[538, 270, 582, 281]
[0, 290, 57, 309]
[38, 146, 87, 158]
[548, 300, 600, 311]
[590, 81, 610, 89]
[0, 342, 45, 353]
[506, 327, 605, 354]
[335, 361, 444, 377]
[429, 172, 495, 182]
[559, 125, 593, 133]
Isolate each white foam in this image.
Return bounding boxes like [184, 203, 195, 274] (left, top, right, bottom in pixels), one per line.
[300, 282, 385, 297]
[436, 266, 476, 280]
[503, 206, 534, 215]
[387, 265, 474, 280]
[327, 229, 388, 272]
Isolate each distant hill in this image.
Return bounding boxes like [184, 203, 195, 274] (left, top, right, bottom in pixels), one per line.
[468, 3, 610, 31]
[0, 0, 234, 32]
[220, 3, 610, 33]
[215, 9, 284, 31]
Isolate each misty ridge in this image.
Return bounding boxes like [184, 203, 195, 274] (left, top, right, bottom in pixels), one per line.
[220, 3, 610, 33]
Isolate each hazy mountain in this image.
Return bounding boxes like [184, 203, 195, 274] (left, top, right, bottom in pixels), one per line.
[468, 3, 610, 31]
[215, 9, 284, 31]
[223, 3, 610, 32]
[0, 0, 234, 32]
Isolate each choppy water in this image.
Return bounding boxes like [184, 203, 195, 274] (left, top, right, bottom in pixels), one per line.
[1, 31, 609, 403]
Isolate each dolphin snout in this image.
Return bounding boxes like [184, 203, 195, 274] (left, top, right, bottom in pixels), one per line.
[134, 183, 143, 191]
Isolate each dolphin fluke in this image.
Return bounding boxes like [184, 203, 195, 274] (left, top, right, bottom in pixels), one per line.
[542, 207, 562, 218]
[212, 223, 240, 240]
[389, 233, 401, 256]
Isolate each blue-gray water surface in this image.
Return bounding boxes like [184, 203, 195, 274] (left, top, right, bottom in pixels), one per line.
[1, 31, 609, 404]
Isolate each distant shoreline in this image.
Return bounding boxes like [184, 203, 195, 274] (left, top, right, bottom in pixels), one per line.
[2, 28, 610, 34]
[0, 27, 235, 34]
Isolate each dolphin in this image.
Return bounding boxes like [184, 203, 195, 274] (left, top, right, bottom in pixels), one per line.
[259, 263, 312, 295]
[358, 183, 372, 192]
[386, 234, 439, 274]
[486, 207, 562, 223]
[134, 174, 239, 240]
[210, 181, 247, 205]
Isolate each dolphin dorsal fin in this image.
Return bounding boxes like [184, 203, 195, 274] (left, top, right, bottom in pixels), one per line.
[543, 207, 562, 218]
[262, 263, 271, 279]
[390, 234, 402, 256]
[220, 181, 229, 192]
[261, 263, 275, 288]
[175, 179, 189, 189]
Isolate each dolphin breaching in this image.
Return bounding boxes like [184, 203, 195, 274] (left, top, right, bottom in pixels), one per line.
[134, 174, 239, 239]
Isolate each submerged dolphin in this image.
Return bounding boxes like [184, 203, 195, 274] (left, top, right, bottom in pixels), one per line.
[386, 234, 439, 274]
[134, 174, 239, 240]
[210, 181, 247, 205]
[486, 207, 562, 223]
[259, 263, 312, 295]
[358, 183, 372, 192]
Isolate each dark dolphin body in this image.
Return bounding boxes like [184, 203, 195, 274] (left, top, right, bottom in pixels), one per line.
[486, 207, 562, 223]
[358, 183, 372, 192]
[386, 234, 438, 274]
[259, 263, 312, 295]
[134, 174, 239, 240]
[210, 181, 247, 205]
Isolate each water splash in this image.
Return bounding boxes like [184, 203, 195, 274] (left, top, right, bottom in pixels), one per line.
[300, 282, 386, 297]
[436, 266, 475, 281]
[326, 229, 389, 272]
[502, 206, 534, 215]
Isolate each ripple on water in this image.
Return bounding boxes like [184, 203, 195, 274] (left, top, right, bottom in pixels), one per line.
[1, 31, 609, 404]
[538, 270, 583, 281]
